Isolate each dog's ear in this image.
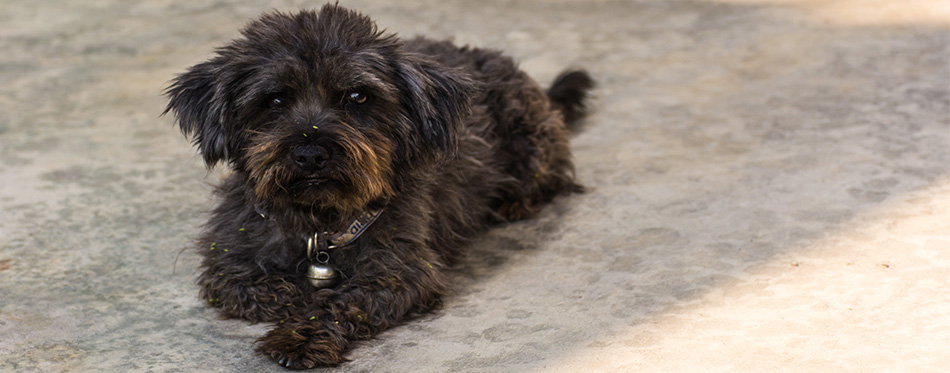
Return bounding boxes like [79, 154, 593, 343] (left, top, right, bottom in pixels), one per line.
[396, 57, 477, 158]
[163, 59, 232, 167]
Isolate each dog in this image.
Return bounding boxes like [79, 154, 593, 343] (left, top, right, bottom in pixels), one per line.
[164, 4, 592, 369]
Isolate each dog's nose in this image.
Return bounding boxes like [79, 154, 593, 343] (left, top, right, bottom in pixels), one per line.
[291, 145, 330, 170]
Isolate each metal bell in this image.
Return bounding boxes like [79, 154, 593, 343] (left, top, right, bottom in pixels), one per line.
[307, 263, 339, 288]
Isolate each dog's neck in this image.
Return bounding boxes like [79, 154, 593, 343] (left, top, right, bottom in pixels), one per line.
[225, 173, 383, 241]
[251, 199, 383, 244]
[255, 204, 383, 246]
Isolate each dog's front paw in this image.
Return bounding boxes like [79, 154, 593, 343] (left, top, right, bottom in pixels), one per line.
[257, 319, 349, 369]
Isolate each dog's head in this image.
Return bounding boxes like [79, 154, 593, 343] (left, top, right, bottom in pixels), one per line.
[164, 5, 475, 213]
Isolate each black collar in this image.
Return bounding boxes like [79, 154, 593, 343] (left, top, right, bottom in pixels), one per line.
[313, 209, 383, 249]
[253, 205, 383, 253]
[304, 208, 383, 264]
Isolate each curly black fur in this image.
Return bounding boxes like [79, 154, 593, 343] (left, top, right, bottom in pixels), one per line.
[163, 4, 593, 369]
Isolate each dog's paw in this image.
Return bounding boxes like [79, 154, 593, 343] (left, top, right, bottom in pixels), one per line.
[257, 320, 349, 369]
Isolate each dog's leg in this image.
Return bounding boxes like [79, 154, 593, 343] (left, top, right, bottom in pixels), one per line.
[195, 187, 312, 323]
[256, 244, 446, 369]
[198, 263, 305, 323]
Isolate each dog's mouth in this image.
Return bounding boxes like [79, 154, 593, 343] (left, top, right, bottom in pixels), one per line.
[291, 176, 331, 189]
[286, 175, 346, 206]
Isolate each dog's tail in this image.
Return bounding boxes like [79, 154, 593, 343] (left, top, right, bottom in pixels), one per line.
[547, 69, 595, 129]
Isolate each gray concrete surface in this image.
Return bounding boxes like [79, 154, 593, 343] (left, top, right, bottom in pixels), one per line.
[1, 0, 948, 371]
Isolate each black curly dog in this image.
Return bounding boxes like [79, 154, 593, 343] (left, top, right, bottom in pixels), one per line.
[164, 4, 593, 369]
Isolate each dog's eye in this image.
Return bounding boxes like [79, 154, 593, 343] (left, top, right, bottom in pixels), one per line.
[347, 92, 368, 104]
[270, 97, 285, 107]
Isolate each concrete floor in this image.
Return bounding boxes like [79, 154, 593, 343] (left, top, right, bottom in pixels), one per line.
[1, 0, 948, 371]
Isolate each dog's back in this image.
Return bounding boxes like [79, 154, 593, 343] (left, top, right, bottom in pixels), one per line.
[404, 38, 593, 250]
[405, 39, 593, 129]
